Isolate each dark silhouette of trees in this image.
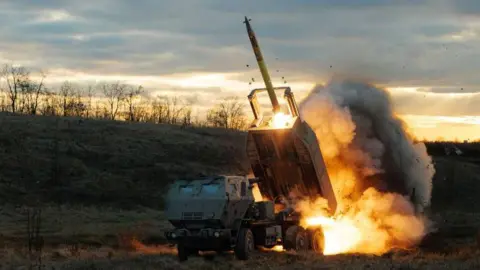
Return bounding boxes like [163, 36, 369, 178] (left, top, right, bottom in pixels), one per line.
[0, 62, 252, 131]
[101, 81, 127, 121]
[206, 96, 247, 130]
[125, 85, 144, 122]
[0, 64, 46, 114]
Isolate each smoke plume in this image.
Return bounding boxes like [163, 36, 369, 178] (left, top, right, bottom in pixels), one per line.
[299, 78, 435, 212]
[295, 78, 436, 254]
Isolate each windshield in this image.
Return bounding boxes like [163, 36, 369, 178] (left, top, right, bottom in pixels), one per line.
[179, 185, 194, 194]
[202, 183, 220, 194]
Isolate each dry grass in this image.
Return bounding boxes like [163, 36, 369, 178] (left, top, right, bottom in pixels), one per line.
[0, 205, 478, 269]
[0, 114, 479, 269]
[0, 113, 248, 208]
[1, 242, 479, 269]
[0, 204, 172, 248]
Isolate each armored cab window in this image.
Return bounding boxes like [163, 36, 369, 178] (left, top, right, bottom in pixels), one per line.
[179, 185, 193, 194]
[202, 183, 220, 194]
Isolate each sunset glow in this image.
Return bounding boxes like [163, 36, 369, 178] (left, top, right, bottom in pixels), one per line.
[3, 69, 479, 142]
[0, 1, 479, 142]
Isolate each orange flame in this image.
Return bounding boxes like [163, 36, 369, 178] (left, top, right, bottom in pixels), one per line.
[260, 87, 429, 256]
[255, 161, 427, 256]
[271, 112, 293, 128]
[296, 186, 426, 256]
[272, 245, 284, 252]
[251, 183, 265, 202]
[130, 238, 177, 255]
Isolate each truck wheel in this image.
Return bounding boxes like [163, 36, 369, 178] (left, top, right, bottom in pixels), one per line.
[177, 242, 188, 262]
[284, 225, 308, 251]
[310, 227, 325, 254]
[235, 228, 255, 260]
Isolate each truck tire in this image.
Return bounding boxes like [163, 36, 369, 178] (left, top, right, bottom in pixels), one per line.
[177, 242, 188, 262]
[235, 228, 255, 260]
[310, 227, 325, 254]
[284, 225, 308, 251]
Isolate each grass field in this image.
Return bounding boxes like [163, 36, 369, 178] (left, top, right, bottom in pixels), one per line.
[0, 204, 478, 269]
[0, 113, 248, 208]
[0, 113, 479, 269]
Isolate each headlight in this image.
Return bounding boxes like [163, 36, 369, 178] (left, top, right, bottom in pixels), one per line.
[171, 233, 176, 238]
[214, 232, 220, 237]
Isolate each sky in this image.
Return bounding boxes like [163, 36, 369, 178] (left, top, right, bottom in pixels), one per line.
[1, 0, 480, 141]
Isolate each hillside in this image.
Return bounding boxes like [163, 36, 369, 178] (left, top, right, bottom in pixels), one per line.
[0, 113, 249, 208]
[0, 113, 479, 268]
[0, 113, 479, 210]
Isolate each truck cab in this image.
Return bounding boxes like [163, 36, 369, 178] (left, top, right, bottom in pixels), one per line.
[164, 175, 258, 260]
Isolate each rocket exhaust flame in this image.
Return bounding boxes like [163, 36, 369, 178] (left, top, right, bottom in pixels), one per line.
[263, 78, 435, 256]
[251, 183, 265, 202]
[298, 79, 434, 255]
[243, 17, 434, 256]
[272, 112, 293, 128]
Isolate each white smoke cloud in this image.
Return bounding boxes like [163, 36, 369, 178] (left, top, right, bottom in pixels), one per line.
[299, 77, 435, 212]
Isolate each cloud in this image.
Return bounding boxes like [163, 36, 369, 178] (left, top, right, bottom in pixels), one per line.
[1, 0, 480, 122]
[415, 86, 478, 93]
[390, 90, 480, 116]
[450, 0, 480, 15]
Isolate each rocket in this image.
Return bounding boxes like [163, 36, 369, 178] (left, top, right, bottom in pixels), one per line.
[244, 16, 281, 113]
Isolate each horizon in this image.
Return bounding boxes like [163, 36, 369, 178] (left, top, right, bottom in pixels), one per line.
[1, 1, 480, 141]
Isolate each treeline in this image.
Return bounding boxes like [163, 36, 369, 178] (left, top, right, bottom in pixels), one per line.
[0, 63, 249, 130]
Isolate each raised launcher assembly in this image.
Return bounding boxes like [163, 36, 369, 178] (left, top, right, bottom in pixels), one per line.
[244, 16, 337, 214]
[163, 17, 340, 262]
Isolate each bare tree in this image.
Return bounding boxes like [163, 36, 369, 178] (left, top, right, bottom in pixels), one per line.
[148, 96, 192, 124]
[182, 106, 192, 127]
[168, 96, 184, 125]
[39, 90, 58, 116]
[125, 85, 143, 122]
[101, 81, 126, 120]
[22, 71, 46, 115]
[0, 63, 30, 113]
[92, 101, 107, 119]
[149, 97, 167, 123]
[71, 87, 87, 117]
[135, 101, 151, 122]
[85, 83, 95, 118]
[59, 81, 74, 117]
[206, 96, 247, 130]
[0, 91, 6, 112]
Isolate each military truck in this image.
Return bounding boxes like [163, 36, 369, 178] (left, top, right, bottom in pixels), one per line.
[164, 17, 337, 261]
[164, 173, 328, 261]
[164, 175, 282, 261]
[163, 86, 336, 261]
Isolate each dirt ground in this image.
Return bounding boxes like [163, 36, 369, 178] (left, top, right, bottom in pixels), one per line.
[12, 246, 480, 270]
[0, 204, 478, 269]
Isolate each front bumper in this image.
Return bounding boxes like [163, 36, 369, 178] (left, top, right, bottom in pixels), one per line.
[165, 228, 232, 250]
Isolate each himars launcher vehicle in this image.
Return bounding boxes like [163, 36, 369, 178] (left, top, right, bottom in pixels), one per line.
[164, 17, 337, 261]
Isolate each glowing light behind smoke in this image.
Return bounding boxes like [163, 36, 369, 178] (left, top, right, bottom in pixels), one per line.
[287, 78, 435, 256]
[272, 112, 293, 128]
